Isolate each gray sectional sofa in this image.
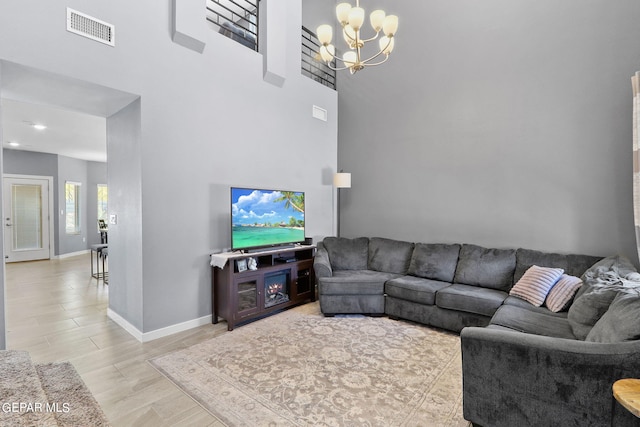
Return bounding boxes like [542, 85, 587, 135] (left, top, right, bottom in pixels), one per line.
[314, 236, 640, 426]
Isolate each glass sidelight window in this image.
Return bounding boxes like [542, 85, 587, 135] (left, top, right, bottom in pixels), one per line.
[65, 181, 81, 234]
[97, 184, 108, 228]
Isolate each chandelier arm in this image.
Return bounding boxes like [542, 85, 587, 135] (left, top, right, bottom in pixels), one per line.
[320, 47, 354, 70]
[359, 36, 392, 65]
[360, 54, 390, 67]
[325, 61, 355, 72]
[358, 30, 381, 44]
[360, 49, 388, 66]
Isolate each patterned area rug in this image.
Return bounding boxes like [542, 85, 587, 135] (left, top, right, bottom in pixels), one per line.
[150, 303, 469, 427]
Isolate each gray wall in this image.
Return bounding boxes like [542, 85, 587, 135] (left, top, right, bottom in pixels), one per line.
[0, 0, 338, 334]
[3, 149, 106, 255]
[338, 1, 640, 263]
[4, 149, 60, 253]
[107, 99, 144, 331]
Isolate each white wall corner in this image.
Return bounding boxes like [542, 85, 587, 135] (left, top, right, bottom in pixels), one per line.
[172, 0, 207, 53]
[260, 0, 286, 87]
[108, 307, 213, 343]
[107, 308, 144, 342]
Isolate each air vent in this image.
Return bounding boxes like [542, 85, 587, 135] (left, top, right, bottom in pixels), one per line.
[67, 8, 115, 46]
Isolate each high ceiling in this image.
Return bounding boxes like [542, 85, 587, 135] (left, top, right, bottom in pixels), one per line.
[1, 60, 139, 163]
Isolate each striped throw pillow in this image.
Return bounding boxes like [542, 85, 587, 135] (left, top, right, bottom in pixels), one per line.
[509, 265, 564, 307]
[545, 274, 583, 313]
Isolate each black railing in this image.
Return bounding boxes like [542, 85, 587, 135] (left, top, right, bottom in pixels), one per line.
[301, 26, 336, 90]
[206, 0, 259, 51]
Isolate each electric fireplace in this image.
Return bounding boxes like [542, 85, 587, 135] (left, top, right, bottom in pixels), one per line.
[264, 270, 290, 308]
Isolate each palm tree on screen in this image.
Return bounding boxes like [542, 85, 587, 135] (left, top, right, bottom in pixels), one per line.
[275, 192, 304, 213]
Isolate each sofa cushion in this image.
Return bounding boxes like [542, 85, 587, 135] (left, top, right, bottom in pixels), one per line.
[436, 284, 507, 317]
[385, 276, 451, 305]
[323, 237, 369, 271]
[503, 295, 568, 318]
[567, 277, 623, 340]
[489, 305, 576, 339]
[509, 265, 564, 307]
[545, 274, 582, 313]
[453, 244, 516, 291]
[318, 270, 400, 295]
[368, 237, 414, 275]
[407, 243, 460, 282]
[586, 288, 640, 343]
[514, 248, 602, 283]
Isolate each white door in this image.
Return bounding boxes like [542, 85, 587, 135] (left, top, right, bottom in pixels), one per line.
[3, 176, 52, 263]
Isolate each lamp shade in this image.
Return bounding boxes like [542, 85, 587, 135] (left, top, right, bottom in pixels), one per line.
[316, 24, 333, 45]
[382, 15, 398, 36]
[334, 172, 352, 188]
[369, 10, 385, 32]
[336, 3, 352, 25]
[320, 44, 335, 62]
[379, 36, 394, 54]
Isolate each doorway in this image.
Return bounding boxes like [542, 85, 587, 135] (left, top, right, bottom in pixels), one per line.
[3, 174, 53, 262]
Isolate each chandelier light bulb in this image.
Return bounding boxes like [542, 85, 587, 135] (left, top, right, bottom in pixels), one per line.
[343, 25, 357, 47]
[382, 15, 398, 37]
[379, 36, 394, 54]
[348, 7, 365, 31]
[336, 3, 352, 25]
[320, 44, 335, 62]
[369, 10, 385, 32]
[343, 51, 358, 66]
[316, 24, 333, 45]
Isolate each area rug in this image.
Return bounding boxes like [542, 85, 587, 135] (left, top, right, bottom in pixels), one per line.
[0, 350, 110, 426]
[150, 303, 468, 426]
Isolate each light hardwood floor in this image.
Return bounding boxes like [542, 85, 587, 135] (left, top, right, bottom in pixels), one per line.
[5, 254, 228, 426]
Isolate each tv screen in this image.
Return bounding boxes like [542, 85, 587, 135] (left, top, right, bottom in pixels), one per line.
[231, 187, 305, 251]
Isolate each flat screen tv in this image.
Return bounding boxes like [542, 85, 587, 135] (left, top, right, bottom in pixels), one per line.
[231, 187, 305, 252]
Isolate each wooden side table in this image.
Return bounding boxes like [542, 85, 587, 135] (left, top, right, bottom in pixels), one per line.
[613, 378, 640, 418]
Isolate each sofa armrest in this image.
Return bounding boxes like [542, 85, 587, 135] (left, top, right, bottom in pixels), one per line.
[314, 246, 332, 279]
[461, 327, 640, 427]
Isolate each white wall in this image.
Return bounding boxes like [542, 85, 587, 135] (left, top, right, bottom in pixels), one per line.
[0, 64, 5, 349]
[0, 0, 337, 335]
[338, 0, 640, 263]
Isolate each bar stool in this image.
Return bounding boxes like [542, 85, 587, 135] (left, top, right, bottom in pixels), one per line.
[90, 244, 108, 280]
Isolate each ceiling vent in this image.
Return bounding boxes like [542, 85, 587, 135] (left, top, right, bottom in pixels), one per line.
[66, 8, 115, 47]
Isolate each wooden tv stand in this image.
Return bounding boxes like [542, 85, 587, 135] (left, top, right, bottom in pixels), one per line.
[210, 245, 315, 331]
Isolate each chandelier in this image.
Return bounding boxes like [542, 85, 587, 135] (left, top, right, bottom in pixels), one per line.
[316, 1, 398, 74]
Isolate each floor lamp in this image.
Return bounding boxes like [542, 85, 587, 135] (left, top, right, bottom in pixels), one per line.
[334, 172, 351, 237]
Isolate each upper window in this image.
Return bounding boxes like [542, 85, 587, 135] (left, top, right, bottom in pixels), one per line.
[65, 181, 81, 234]
[206, 0, 259, 51]
[97, 184, 108, 230]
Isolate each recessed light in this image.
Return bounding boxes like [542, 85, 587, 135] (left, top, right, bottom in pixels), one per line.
[32, 124, 47, 130]
[8, 141, 20, 147]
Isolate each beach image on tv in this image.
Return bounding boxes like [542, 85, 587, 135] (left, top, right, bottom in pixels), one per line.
[231, 188, 305, 250]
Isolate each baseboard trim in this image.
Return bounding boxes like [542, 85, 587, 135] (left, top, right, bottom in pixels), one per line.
[107, 308, 213, 343]
[55, 249, 90, 259]
[142, 314, 213, 342]
[107, 308, 143, 342]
